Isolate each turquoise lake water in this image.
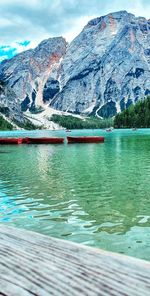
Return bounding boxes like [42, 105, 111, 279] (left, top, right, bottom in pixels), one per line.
[0, 129, 150, 260]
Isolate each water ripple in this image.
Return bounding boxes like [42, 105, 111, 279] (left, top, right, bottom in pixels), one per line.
[0, 129, 150, 260]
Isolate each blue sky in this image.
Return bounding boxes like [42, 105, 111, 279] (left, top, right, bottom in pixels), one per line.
[0, 0, 150, 62]
[0, 41, 31, 62]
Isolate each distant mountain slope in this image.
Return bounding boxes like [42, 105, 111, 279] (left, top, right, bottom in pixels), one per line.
[0, 37, 67, 114]
[114, 95, 150, 128]
[0, 80, 24, 124]
[0, 10, 150, 122]
[52, 11, 150, 117]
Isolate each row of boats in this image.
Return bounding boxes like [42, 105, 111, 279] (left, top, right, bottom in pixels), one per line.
[0, 136, 105, 145]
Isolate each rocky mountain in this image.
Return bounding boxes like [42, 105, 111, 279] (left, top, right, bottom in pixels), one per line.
[0, 10, 150, 122]
[0, 37, 67, 114]
[52, 11, 150, 117]
[0, 80, 24, 124]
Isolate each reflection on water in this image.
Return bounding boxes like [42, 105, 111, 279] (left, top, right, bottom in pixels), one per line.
[0, 129, 150, 260]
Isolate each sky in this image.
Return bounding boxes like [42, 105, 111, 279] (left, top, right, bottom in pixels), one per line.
[0, 0, 150, 61]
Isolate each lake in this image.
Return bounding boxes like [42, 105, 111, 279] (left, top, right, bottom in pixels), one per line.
[0, 129, 150, 260]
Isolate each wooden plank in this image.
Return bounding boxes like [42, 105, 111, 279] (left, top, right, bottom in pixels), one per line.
[0, 225, 150, 296]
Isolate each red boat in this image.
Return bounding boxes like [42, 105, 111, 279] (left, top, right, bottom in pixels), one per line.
[21, 138, 29, 144]
[67, 136, 105, 143]
[27, 137, 64, 144]
[0, 138, 23, 145]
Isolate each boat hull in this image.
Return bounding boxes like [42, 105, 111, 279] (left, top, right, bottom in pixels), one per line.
[67, 136, 104, 143]
[21, 138, 29, 144]
[27, 137, 64, 144]
[106, 127, 114, 132]
[0, 138, 23, 145]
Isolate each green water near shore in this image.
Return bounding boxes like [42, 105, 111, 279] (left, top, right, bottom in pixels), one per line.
[0, 129, 150, 260]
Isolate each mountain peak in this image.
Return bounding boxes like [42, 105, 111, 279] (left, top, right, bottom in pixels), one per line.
[0, 10, 150, 122]
[37, 36, 67, 48]
[86, 10, 133, 27]
[51, 10, 150, 117]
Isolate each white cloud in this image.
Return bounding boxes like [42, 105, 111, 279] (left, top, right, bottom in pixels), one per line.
[0, 0, 150, 61]
[0, 18, 14, 27]
[63, 15, 96, 42]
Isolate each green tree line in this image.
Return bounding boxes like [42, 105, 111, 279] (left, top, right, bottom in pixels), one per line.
[0, 115, 13, 130]
[0, 115, 40, 131]
[51, 114, 113, 129]
[14, 118, 41, 130]
[114, 96, 150, 128]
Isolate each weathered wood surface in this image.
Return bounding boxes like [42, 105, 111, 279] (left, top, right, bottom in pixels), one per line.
[0, 225, 150, 296]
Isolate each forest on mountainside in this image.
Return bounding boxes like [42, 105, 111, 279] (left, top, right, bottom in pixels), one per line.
[51, 114, 113, 129]
[0, 115, 13, 130]
[114, 96, 150, 128]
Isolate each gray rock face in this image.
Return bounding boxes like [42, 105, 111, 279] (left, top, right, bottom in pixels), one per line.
[0, 81, 24, 123]
[51, 11, 150, 117]
[0, 37, 67, 113]
[43, 78, 60, 103]
[0, 11, 150, 119]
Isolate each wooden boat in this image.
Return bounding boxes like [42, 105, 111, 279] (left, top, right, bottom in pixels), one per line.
[0, 138, 23, 145]
[106, 127, 114, 132]
[27, 137, 64, 144]
[21, 138, 29, 144]
[67, 136, 104, 143]
[132, 127, 137, 131]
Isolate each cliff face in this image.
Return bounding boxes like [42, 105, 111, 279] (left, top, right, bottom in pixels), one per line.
[0, 11, 150, 120]
[0, 37, 67, 114]
[0, 80, 24, 123]
[51, 11, 150, 117]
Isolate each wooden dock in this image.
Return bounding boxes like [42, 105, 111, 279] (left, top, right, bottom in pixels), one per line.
[0, 225, 150, 296]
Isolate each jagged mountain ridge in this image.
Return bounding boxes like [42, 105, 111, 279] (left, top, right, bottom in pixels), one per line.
[0, 10, 150, 121]
[52, 11, 150, 117]
[0, 37, 67, 114]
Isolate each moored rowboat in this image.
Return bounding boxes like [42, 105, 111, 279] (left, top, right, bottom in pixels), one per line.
[67, 136, 104, 143]
[0, 138, 22, 145]
[106, 127, 114, 132]
[21, 137, 29, 144]
[27, 137, 64, 144]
